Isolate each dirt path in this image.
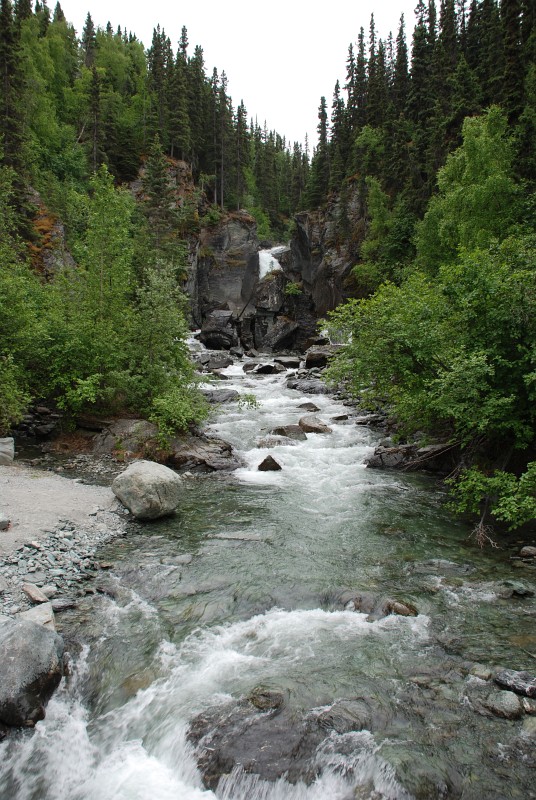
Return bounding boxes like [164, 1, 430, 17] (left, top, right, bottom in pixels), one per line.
[0, 464, 116, 557]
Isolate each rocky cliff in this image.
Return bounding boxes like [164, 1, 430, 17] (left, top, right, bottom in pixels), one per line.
[189, 183, 366, 352]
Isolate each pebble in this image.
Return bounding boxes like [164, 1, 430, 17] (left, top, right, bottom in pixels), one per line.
[0, 508, 127, 617]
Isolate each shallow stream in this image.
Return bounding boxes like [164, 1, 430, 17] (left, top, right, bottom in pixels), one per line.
[1, 349, 535, 799]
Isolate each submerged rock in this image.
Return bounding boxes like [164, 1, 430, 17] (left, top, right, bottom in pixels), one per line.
[494, 669, 536, 698]
[0, 616, 64, 727]
[112, 461, 182, 520]
[481, 691, 523, 720]
[270, 425, 307, 441]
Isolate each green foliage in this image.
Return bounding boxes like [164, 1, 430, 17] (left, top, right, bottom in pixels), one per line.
[326, 233, 536, 447]
[237, 392, 259, 409]
[448, 463, 536, 530]
[149, 386, 208, 446]
[416, 107, 521, 270]
[284, 281, 302, 296]
[0, 356, 30, 435]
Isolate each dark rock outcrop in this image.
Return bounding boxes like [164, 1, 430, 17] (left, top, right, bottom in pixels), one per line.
[199, 310, 238, 351]
[0, 617, 64, 727]
[365, 443, 457, 474]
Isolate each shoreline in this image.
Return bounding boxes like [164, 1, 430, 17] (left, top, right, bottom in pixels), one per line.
[0, 463, 128, 616]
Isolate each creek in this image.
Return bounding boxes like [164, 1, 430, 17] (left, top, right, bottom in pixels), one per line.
[1, 346, 535, 800]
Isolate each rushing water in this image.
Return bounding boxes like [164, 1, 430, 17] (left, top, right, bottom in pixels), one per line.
[1, 347, 535, 800]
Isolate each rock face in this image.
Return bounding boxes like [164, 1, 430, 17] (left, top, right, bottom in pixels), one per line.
[199, 310, 238, 351]
[112, 461, 182, 520]
[0, 616, 64, 727]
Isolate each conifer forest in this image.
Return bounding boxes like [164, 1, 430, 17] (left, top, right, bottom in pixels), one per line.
[1, 0, 535, 532]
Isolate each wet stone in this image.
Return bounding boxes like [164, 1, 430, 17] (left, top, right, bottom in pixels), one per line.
[495, 669, 536, 698]
[258, 456, 282, 472]
[482, 691, 523, 719]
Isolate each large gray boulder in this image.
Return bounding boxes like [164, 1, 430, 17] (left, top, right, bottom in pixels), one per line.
[0, 616, 64, 727]
[0, 438, 14, 465]
[298, 414, 332, 434]
[112, 460, 182, 520]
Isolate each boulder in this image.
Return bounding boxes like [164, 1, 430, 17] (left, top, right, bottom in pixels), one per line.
[258, 455, 282, 472]
[256, 435, 297, 448]
[274, 356, 301, 368]
[201, 388, 240, 404]
[92, 419, 159, 458]
[207, 355, 233, 371]
[286, 378, 329, 394]
[298, 414, 332, 434]
[112, 460, 182, 520]
[0, 438, 14, 465]
[520, 546, 536, 558]
[199, 310, 237, 351]
[168, 434, 241, 473]
[0, 616, 64, 727]
[304, 344, 340, 369]
[297, 402, 319, 412]
[254, 363, 286, 375]
[18, 603, 56, 631]
[365, 444, 417, 469]
[270, 425, 307, 441]
[0, 513, 9, 531]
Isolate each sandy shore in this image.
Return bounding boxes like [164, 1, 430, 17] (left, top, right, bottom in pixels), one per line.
[0, 463, 117, 557]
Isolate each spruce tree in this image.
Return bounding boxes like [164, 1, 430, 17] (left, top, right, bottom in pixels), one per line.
[82, 11, 96, 67]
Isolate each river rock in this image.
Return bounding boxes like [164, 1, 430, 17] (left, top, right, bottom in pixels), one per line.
[365, 444, 417, 469]
[304, 345, 340, 369]
[21, 583, 49, 604]
[168, 434, 241, 472]
[248, 686, 285, 711]
[92, 419, 159, 458]
[274, 356, 301, 368]
[188, 701, 323, 789]
[254, 363, 285, 375]
[242, 361, 257, 372]
[0, 513, 10, 531]
[201, 388, 240, 404]
[482, 691, 523, 719]
[498, 580, 535, 598]
[112, 461, 182, 520]
[207, 355, 233, 371]
[0, 616, 64, 727]
[256, 435, 296, 448]
[286, 378, 329, 394]
[258, 455, 282, 472]
[520, 546, 536, 558]
[18, 602, 56, 630]
[298, 414, 332, 434]
[297, 402, 319, 412]
[494, 669, 536, 697]
[0, 438, 14, 465]
[270, 425, 307, 441]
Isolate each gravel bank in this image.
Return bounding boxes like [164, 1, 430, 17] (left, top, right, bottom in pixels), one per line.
[0, 464, 128, 616]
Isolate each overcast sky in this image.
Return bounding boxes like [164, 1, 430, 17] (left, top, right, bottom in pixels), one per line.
[59, 0, 419, 148]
